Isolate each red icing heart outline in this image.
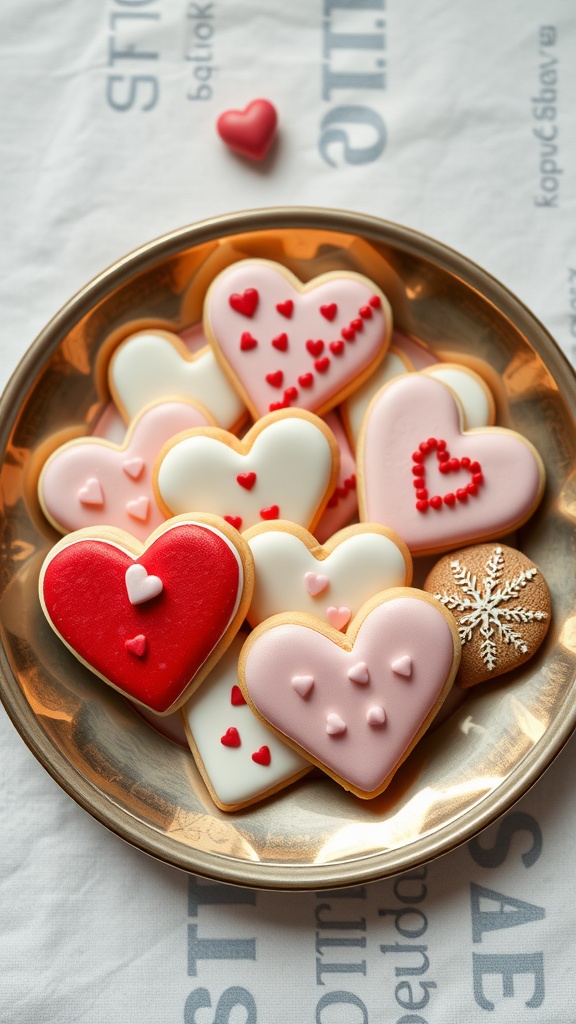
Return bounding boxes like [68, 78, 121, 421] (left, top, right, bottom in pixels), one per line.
[412, 437, 484, 512]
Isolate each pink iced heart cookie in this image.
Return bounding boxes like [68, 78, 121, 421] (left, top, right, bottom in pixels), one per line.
[314, 411, 359, 544]
[204, 259, 392, 420]
[39, 400, 213, 541]
[155, 409, 339, 534]
[239, 590, 460, 798]
[358, 374, 545, 555]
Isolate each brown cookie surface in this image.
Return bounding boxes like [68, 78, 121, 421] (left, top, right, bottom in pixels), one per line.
[423, 543, 551, 688]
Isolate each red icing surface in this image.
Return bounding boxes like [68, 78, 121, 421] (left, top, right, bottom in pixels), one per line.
[42, 523, 242, 713]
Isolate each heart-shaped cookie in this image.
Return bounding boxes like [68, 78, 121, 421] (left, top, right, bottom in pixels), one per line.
[182, 634, 310, 811]
[216, 99, 278, 160]
[109, 330, 246, 430]
[204, 259, 392, 419]
[244, 522, 411, 628]
[39, 515, 254, 714]
[155, 409, 339, 534]
[358, 374, 545, 555]
[39, 400, 213, 541]
[239, 590, 460, 798]
[314, 410, 358, 544]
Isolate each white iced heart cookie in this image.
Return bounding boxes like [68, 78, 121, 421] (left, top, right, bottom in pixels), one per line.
[239, 590, 460, 798]
[358, 374, 545, 556]
[204, 258, 393, 419]
[423, 364, 495, 429]
[182, 634, 310, 811]
[109, 330, 246, 430]
[244, 521, 411, 629]
[155, 409, 339, 534]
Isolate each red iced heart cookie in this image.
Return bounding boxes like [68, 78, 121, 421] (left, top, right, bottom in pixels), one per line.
[39, 515, 254, 714]
[240, 590, 460, 798]
[216, 99, 278, 161]
[359, 374, 545, 555]
[205, 259, 392, 419]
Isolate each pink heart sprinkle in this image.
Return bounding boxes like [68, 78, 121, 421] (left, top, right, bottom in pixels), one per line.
[367, 705, 386, 726]
[326, 712, 346, 736]
[123, 458, 144, 481]
[347, 662, 369, 685]
[291, 675, 314, 698]
[305, 572, 329, 597]
[326, 606, 351, 630]
[78, 477, 104, 506]
[391, 655, 412, 678]
[126, 496, 150, 522]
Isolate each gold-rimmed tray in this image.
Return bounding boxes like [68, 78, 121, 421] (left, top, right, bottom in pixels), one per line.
[1, 208, 575, 889]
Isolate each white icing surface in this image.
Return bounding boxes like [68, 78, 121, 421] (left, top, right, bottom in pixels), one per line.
[343, 348, 411, 447]
[246, 526, 409, 627]
[182, 634, 309, 808]
[426, 365, 494, 428]
[156, 415, 336, 531]
[109, 332, 246, 428]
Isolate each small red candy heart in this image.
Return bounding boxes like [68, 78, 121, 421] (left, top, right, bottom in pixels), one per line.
[260, 505, 279, 520]
[284, 386, 298, 402]
[224, 515, 242, 530]
[320, 303, 337, 322]
[230, 685, 247, 706]
[125, 634, 147, 658]
[315, 357, 330, 374]
[306, 339, 324, 357]
[240, 332, 258, 351]
[237, 472, 256, 491]
[221, 726, 241, 747]
[329, 340, 344, 356]
[298, 373, 314, 389]
[266, 370, 284, 388]
[276, 300, 293, 318]
[271, 332, 288, 351]
[217, 99, 278, 161]
[251, 745, 271, 766]
[229, 289, 259, 317]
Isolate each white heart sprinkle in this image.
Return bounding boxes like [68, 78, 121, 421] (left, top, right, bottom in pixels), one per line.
[347, 661, 369, 685]
[291, 675, 314, 698]
[391, 655, 412, 678]
[125, 563, 163, 605]
[305, 572, 329, 597]
[367, 705, 386, 726]
[326, 606, 351, 630]
[326, 712, 346, 736]
[78, 477, 104, 506]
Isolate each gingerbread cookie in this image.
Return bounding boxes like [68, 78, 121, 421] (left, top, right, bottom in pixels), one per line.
[39, 514, 254, 715]
[204, 258, 392, 419]
[155, 409, 339, 534]
[239, 590, 460, 799]
[424, 543, 551, 687]
[182, 633, 311, 811]
[358, 374, 545, 556]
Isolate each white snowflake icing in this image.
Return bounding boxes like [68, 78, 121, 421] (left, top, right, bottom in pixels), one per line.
[433, 546, 548, 671]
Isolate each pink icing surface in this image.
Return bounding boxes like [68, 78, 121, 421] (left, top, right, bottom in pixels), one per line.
[206, 260, 391, 418]
[360, 375, 543, 554]
[315, 411, 358, 542]
[244, 595, 456, 795]
[393, 332, 438, 370]
[40, 401, 211, 541]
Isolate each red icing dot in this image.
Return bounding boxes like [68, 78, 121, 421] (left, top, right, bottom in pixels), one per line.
[224, 515, 242, 530]
[237, 472, 256, 491]
[448, 458, 460, 471]
[437, 439, 447, 451]
[315, 357, 330, 374]
[359, 305, 373, 319]
[416, 500, 429, 512]
[269, 401, 288, 411]
[326, 494, 339, 508]
[412, 451, 424, 463]
[470, 461, 481, 473]
[461, 457, 471, 468]
[437, 450, 449, 463]
[306, 339, 324, 357]
[467, 483, 478, 496]
[351, 318, 363, 331]
[221, 726, 241, 747]
[298, 373, 314, 388]
[329, 340, 345, 356]
[369, 294, 382, 309]
[284, 386, 298, 402]
[252, 745, 271, 766]
[229, 289, 258, 318]
[276, 300, 293, 318]
[430, 495, 442, 509]
[416, 488, 428, 499]
[342, 326, 356, 341]
[271, 332, 288, 351]
[266, 370, 284, 388]
[443, 492, 456, 506]
[472, 472, 484, 485]
[230, 685, 246, 706]
[427, 437, 437, 448]
[240, 332, 258, 351]
[344, 474, 356, 490]
[419, 441, 430, 453]
[260, 505, 279, 520]
[456, 489, 468, 502]
[412, 465, 425, 477]
[320, 303, 337, 322]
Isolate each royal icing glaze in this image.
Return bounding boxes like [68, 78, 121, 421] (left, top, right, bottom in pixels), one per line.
[314, 411, 358, 544]
[182, 634, 310, 810]
[393, 331, 439, 371]
[244, 522, 411, 629]
[240, 592, 459, 797]
[358, 374, 544, 555]
[39, 517, 252, 714]
[39, 401, 212, 541]
[109, 331, 246, 430]
[204, 260, 392, 419]
[424, 364, 495, 429]
[155, 410, 339, 533]
[342, 345, 412, 447]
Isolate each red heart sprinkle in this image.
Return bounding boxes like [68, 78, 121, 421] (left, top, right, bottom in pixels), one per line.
[240, 332, 258, 351]
[284, 386, 298, 402]
[351, 318, 363, 331]
[251, 745, 271, 766]
[276, 300, 293, 318]
[221, 726, 241, 748]
[306, 339, 324, 357]
[298, 373, 314, 388]
[326, 494, 339, 508]
[125, 634, 147, 658]
[329, 340, 344, 356]
[224, 515, 242, 530]
[269, 401, 288, 411]
[315, 357, 330, 374]
[266, 370, 284, 388]
[359, 305, 373, 319]
[320, 303, 337, 322]
[229, 288, 259, 317]
[342, 326, 356, 341]
[336, 486, 348, 499]
[216, 99, 277, 161]
[271, 332, 288, 351]
[369, 294, 382, 309]
[344, 474, 356, 489]
[237, 472, 256, 490]
[230, 685, 246, 706]
[260, 505, 279, 520]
